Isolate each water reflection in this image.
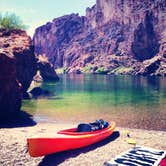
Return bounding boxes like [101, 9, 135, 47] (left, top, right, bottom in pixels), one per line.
[56, 74, 165, 106]
[22, 74, 166, 130]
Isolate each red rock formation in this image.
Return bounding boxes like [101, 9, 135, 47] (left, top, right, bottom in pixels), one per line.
[33, 0, 166, 75]
[38, 60, 59, 81]
[0, 29, 37, 117]
[0, 29, 59, 117]
[0, 29, 37, 92]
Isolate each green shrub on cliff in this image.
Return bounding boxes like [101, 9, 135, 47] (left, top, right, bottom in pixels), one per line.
[0, 12, 27, 30]
[56, 67, 67, 74]
[82, 66, 93, 73]
[109, 66, 133, 75]
[95, 67, 107, 74]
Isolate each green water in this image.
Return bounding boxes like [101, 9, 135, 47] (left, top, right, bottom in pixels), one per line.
[22, 74, 166, 130]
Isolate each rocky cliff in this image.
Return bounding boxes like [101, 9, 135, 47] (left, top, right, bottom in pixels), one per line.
[0, 29, 37, 117]
[0, 29, 37, 93]
[33, 0, 166, 75]
[0, 29, 59, 117]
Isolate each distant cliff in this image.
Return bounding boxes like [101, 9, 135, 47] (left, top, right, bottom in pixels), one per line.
[33, 0, 166, 75]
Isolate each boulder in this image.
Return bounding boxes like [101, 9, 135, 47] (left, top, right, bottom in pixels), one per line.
[38, 61, 59, 81]
[137, 56, 166, 76]
[29, 87, 51, 98]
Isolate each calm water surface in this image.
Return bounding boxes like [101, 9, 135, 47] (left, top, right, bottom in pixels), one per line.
[22, 74, 166, 130]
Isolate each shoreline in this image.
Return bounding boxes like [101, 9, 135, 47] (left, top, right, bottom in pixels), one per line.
[0, 123, 166, 166]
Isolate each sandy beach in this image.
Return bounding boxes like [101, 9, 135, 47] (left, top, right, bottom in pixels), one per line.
[0, 123, 166, 166]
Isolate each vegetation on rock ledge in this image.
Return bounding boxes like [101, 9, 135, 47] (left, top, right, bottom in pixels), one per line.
[0, 12, 27, 30]
[109, 67, 133, 75]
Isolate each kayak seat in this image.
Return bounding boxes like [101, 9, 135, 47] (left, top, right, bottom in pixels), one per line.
[77, 119, 109, 132]
[77, 123, 92, 132]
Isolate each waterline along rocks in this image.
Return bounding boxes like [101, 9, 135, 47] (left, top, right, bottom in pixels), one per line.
[33, 0, 166, 76]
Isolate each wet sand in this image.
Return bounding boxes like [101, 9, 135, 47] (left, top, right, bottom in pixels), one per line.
[0, 123, 166, 166]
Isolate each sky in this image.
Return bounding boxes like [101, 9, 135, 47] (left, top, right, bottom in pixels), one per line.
[0, 0, 95, 36]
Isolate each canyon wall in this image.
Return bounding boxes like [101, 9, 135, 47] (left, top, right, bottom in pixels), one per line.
[33, 0, 166, 75]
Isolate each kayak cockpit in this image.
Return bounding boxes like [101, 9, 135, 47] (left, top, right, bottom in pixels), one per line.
[58, 119, 111, 135]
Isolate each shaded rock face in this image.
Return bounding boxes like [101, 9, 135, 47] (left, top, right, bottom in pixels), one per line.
[0, 52, 22, 117]
[33, 0, 166, 75]
[14, 47, 37, 92]
[132, 11, 160, 61]
[38, 61, 59, 81]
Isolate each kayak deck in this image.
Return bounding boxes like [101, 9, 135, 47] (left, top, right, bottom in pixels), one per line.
[58, 122, 115, 135]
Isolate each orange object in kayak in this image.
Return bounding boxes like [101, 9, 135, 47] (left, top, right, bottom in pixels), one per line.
[27, 122, 115, 157]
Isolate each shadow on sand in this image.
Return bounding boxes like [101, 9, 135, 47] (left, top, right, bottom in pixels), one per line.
[39, 131, 120, 166]
[0, 110, 36, 128]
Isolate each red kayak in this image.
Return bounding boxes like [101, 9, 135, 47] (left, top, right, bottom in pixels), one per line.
[27, 121, 116, 157]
